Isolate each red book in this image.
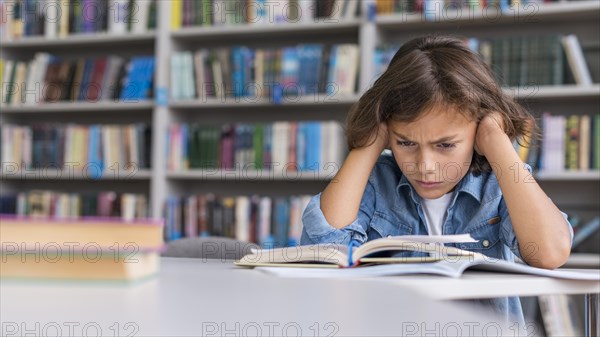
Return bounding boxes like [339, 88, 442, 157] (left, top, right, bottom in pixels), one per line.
[288, 122, 298, 171]
[87, 57, 108, 101]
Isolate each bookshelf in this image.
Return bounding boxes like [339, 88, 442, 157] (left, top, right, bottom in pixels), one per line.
[167, 169, 337, 181]
[171, 19, 361, 40]
[0, 168, 152, 180]
[0, 0, 599, 245]
[169, 94, 360, 109]
[0, 100, 154, 113]
[374, 0, 600, 29]
[1, 31, 157, 48]
[505, 84, 600, 100]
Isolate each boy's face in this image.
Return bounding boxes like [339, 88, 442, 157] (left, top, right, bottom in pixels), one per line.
[388, 108, 478, 200]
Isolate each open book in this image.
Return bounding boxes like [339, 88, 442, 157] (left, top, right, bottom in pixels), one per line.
[252, 255, 600, 281]
[235, 234, 599, 281]
[235, 234, 479, 268]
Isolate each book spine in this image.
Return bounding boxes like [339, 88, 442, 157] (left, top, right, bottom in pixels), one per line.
[1, 190, 151, 220]
[565, 115, 579, 171]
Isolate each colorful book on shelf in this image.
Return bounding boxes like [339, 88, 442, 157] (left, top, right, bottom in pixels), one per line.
[374, 35, 574, 88]
[541, 113, 566, 172]
[0, 215, 164, 281]
[578, 115, 591, 170]
[535, 113, 599, 173]
[1, 0, 155, 40]
[171, 0, 356, 27]
[164, 193, 311, 246]
[1, 123, 151, 174]
[167, 121, 346, 171]
[565, 115, 579, 170]
[170, 43, 358, 101]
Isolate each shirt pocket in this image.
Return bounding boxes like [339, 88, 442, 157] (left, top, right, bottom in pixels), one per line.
[458, 215, 502, 257]
[369, 210, 414, 239]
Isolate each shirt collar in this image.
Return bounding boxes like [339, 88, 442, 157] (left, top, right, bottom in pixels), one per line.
[397, 170, 485, 205]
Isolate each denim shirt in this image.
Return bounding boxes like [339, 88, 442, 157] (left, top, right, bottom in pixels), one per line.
[301, 153, 573, 327]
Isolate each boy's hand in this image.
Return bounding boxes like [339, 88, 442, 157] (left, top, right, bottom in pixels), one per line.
[370, 122, 390, 154]
[475, 112, 508, 156]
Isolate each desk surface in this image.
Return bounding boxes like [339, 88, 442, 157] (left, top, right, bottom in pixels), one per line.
[371, 269, 600, 300]
[1, 258, 518, 337]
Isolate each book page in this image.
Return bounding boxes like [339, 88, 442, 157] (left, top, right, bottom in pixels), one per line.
[353, 234, 477, 261]
[240, 243, 349, 266]
[385, 234, 477, 243]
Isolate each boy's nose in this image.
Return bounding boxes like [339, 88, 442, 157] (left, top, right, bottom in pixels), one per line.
[417, 151, 439, 173]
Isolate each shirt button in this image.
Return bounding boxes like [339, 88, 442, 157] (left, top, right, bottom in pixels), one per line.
[387, 235, 392, 238]
[482, 240, 490, 247]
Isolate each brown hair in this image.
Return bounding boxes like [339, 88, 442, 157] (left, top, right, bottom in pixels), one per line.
[346, 34, 537, 175]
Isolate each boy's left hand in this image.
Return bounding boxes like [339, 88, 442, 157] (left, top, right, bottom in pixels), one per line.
[474, 112, 508, 156]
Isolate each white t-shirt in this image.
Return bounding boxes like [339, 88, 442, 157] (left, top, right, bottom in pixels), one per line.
[421, 192, 454, 236]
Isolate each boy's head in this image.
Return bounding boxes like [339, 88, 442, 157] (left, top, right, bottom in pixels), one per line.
[347, 34, 535, 197]
[388, 105, 476, 199]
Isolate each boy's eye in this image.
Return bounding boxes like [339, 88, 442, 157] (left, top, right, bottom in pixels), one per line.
[397, 141, 416, 147]
[438, 143, 456, 149]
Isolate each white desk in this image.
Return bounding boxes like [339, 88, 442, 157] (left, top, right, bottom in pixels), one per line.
[371, 269, 600, 300]
[0, 258, 516, 337]
[253, 258, 599, 336]
[308, 268, 600, 337]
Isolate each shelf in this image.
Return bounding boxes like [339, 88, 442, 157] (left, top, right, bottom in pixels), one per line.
[535, 170, 600, 181]
[171, 20, 361, 41]
[375, 1, 600, 30]
[0, 169, 152, 181]
[167, 170, 599, 181]
[167, 169, 338, 181]
[506, 84, 600, 100]
[1, 32, 157, 49]
[169, 94, 359, 109]
[165, 85, 600, 111]
[0, 101, 155, 114]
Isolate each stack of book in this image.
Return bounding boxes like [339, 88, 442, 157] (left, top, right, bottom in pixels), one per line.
[171, 44, 359, 101]
[167, 121, 345, 172]
[0, 123, 152, 174]
[164, 193, 312, 247]
[172, 0, 359, 28]
[0, 215, 164, 281]
[1, 0, 157, 40]
[1, 53, 155, 105]
[532, 113, 600, 172]
[375, 34, 593, 87]
[0, 190, 149, 220]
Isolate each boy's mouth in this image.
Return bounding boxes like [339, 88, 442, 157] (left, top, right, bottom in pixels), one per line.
[415, 180, 443, 188]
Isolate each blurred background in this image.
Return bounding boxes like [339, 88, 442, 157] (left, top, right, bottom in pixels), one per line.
[0, 1, 598, 335]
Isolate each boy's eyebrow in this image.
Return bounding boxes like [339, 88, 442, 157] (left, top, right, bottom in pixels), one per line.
[392, 131, 460, 144]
